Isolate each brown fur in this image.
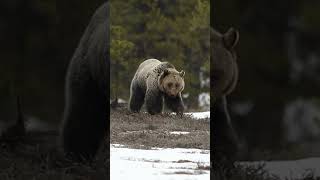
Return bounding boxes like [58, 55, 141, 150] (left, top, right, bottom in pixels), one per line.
[60, 2, 109, 161]
[211, 27, 240, 166]
[158, 68, 185, 97]
[211, 28, 239, 98]
[129, 59, 185, 115]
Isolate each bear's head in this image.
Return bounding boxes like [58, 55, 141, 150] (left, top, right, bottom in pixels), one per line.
[158, 68, 185, 97]
[211, 27, 239, 98]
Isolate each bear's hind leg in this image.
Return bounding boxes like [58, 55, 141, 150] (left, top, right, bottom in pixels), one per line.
[145, 89, 163, 115]
[129, 83, 145, 112]
[61, 75, 107, 161]
[164, 93, 184, 115]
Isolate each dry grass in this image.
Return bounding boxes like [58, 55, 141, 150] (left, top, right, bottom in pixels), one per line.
[110, 106, 210, 149]
[0, 106, 210, 179]
[0, 131, 109, 180]
[212, 164, 320, 180]
[1, 107, 319, 180]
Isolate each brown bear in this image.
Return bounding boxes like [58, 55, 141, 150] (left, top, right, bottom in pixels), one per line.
[211, 27, 240, 166]
[60, 2, 109, 161]
[129, 59, 185, 115]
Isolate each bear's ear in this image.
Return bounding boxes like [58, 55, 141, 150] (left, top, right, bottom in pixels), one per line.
[223, 27, 239, 50]
[158, 69, 169, 92]
[163, 69, 170, 77]
[163, 69, 169, 76]
[179, 70, 185, 77]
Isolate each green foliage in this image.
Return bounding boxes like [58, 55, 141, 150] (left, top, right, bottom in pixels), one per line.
[110, 0, 210, 110]
[110, 25, 135, 99]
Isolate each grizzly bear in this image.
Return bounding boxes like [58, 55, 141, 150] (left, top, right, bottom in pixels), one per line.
[129, 59, 185, 115]
[60, 2, 109, 161]
[211, 27, 240, 166]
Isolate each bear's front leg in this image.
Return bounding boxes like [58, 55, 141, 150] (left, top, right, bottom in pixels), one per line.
[129, 82, 145, 112]
[164, 93, 184, 116]
[145, 89, 163, 115]
[212, 96, 239, 167]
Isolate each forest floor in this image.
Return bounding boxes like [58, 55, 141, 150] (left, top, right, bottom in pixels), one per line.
[110, 106, 210, 149]
[0, 130, 110, 180]
[110, 106, 210, 179]
[0, 105, 210, 180]
[1, 105, 319, 180]
[110, 106, 320, 180]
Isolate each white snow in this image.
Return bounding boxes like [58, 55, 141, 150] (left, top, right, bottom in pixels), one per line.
[239, 157, 320, 179]
[198, 93, 210, 111]
[110, 111, 210, 179]
[182, 93, 190, 98]
[231, 101, 254, 116]
[283, 98, 320, 142]
[110, 144, 210, 180]
[185, 112, 210, 119]
[170, 131, 190, 135]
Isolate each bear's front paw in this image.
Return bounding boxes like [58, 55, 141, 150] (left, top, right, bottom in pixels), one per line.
[176, 110, 184, 117]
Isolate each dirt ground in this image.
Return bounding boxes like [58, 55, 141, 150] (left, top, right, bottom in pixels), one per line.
[0, 130, 110, 180]
[110, 106, 210, 149]
[1, 106, 318, 180]
[0, 106, 209, 180]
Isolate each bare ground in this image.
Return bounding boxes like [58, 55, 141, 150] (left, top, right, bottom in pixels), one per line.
[1, 107, 318, 180]
[110, 106, 210, 149]
[0, 106, 210, 180]
[0, 130, 110, 180]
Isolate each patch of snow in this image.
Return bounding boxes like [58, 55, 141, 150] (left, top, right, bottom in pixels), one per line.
[110, 144, 210, 180]
[198, 93, 210, 111]
[186, 112, 210, 120]
[283, 98, 320, 143]
[109, 98, 127, 103]
[112, 144, 127, 148]
[239, 157, 320, 179]
[182, 93, 189, 98]
[25, 116, 56, 132]
[118, 98, 127, 103]
[120, 130, 141, 134]
[231, 101, 254, 116]
[199, 68, 210, 88]
[170, 131, 190, 135]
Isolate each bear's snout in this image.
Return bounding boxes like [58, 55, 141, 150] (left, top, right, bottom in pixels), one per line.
[167, 91, 178, 97]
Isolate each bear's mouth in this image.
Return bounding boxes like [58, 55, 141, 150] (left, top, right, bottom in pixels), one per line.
[168, 93, 177, 97]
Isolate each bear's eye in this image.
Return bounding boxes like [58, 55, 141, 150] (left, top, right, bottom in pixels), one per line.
[168, 83, 173, 87]
[176, 83, 180, 88]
